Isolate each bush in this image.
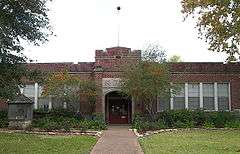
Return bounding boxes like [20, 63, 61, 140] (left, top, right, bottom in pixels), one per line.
[32, 113, 107, 131]
[132, 110, 240, 132]
[203, 121, 214, 128]
[132, 114, 167, 132]
[159, 110, 196, 128]
[0, 110, 8, 128]
[174, 120, 194, 128]
[193, 109, 206, 127]
[205, 111, 233, 128]
[33, 109, 77, 119]
[225, 120, 240, 128]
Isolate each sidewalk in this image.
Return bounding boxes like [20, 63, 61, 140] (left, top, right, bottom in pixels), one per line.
[90, 125, 144, 154]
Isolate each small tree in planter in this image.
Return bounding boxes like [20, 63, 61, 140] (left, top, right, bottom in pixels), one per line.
[43, 71, 97, 114]
[43, 71, 80, 110]
[121, 44, 176, 121]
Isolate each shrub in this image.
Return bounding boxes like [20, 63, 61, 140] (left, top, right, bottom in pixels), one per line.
[0, 110, 8, 128]
[174, 120, 194, 128]
[157, 120, 166, 129]
[225, 120, 240, 128]
[132, 110, 240, 131]
[32, 115, 106, 131]
[33, 109, 77, 119]
[205, 111, 233, 128]
[203, 121, 214, 128]
[43, 121, 60, 131]
[192, 109, 206, 127]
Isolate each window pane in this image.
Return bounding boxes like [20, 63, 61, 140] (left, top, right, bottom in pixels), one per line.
[203, 97, 214, 110]
[175, 84, 185, 97]
[203, 83, 214, 110]
[159, 98, 170, 111]
[173, 97, 185, 109]
[203, 83, 214, 97]
[217, 83, 229, 97]
[188, 83, 199, 97]
[188, 83, 199, 109]
[189, 97, 200, 109]
[38, 97, 49, 110]
[38, 86, 43, 97]
[218, 97, 229, 110]
[23, 85, 35, 97]
[217, 83, 229, 110]
[173, 84, 185, 110]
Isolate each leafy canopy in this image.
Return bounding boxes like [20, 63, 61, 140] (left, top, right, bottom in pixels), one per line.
[121, 44, 173, 116]
[181, 0, 240, 61]
[0, 0, 52, 100]
[43, 71, 97, 111]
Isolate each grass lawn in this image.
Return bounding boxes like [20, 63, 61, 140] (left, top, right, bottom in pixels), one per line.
[139, 129, 240, 154]
[0, 133, 97, 154]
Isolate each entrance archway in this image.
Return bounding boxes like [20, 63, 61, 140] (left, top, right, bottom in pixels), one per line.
[105, 91, 132, 124]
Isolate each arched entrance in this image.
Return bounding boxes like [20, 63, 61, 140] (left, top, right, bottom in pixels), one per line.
[105, 91, 132, 124]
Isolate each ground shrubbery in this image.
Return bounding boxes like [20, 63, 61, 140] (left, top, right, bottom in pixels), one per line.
[132, 110, 240, 132]
[0, 110, 8, 128]
[32, 109, 107, 131]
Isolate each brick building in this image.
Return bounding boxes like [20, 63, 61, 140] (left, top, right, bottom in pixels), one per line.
[23, 47, 240, 124]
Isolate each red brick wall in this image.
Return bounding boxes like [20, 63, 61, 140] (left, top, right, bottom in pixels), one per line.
[0, 100, 8, 110]
[94, 47, 141, 114]
[20, 47, 240, 113]
[94, 47, 240, 113]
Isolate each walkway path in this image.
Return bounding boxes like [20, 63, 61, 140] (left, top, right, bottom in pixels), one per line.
[90, 125, 144, 154]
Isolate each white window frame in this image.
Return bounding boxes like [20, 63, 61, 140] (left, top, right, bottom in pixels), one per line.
[166, 82, 231, 112]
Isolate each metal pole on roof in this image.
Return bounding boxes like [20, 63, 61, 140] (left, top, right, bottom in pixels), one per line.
[117, 6, 121, 47]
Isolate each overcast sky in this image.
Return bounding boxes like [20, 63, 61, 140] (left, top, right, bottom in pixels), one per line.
[24, 0, 228, 63]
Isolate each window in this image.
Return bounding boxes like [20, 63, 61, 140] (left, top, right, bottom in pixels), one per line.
[173, 84, 185, 109]
[23, 85, 35, 98]
[188, 83, 200, 109]
[203, 83, 214, 110]
[158, 97, 170, 111]
[38, 86, 43, 97]
[38, 97, 49, 110]
[218, 83, 229, 110]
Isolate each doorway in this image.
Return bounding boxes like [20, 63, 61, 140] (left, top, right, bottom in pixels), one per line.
[105, 91, 131, 124]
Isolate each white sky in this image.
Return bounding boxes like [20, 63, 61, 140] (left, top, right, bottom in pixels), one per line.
[24, 0, 228, 63]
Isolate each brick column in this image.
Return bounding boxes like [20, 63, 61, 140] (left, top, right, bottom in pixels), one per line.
[94, 71, 103, 114]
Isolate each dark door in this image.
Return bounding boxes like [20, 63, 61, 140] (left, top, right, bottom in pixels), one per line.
[109, 99, 129, 124]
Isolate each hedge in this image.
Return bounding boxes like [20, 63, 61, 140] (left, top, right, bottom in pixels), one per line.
[32, 109, 107, 131]
[132, 110, 240, 132]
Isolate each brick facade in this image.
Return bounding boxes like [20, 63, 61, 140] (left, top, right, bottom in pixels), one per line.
[0, 100, 7, 110]
[23, 47, 240, 116]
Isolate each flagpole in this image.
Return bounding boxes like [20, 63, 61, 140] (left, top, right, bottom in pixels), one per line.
[117, 6, 121, 47]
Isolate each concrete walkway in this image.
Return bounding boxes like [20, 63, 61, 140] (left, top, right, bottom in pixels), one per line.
[90, 126, 144, 154]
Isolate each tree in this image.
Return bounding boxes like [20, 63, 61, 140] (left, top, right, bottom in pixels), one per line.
[43, 72, 80, 104]
[0, 0, 52, 100]
[181, 0, 240, 61]
[43, 71, 97, 114]
[79, 80, 97, 114]
[120, 44, 174, 120]
[168, 55, 183, 62]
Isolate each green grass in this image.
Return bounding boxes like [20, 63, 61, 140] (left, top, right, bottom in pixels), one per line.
[0, 133, 97, 154]
[139, 129, 240, 154]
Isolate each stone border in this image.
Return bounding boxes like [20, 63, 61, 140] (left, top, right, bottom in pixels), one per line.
[130, 128, 240, 138]
[130, 128, 178, 138]
[0, 128, 103, 137]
